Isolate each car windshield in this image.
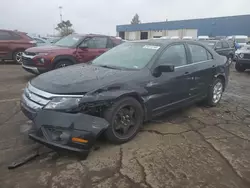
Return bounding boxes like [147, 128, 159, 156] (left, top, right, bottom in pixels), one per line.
[54, 35, 81, 47]
[92, 42, 161, 70]
[235, 38, 247, 43]
[200, 41, 216, 48]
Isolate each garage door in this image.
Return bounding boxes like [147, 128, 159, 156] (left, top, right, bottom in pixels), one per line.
[168, 30, 180, 37]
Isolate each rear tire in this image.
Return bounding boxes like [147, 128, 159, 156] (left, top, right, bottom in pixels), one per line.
[54, 60, 73, 69]
[103, 97, 143, 144]
[235, 62, 246, 72]
[13, 50, 24, 64]
[205, 78, 224, 107]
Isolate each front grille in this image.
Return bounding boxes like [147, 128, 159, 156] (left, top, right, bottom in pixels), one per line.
[22, 57, 35, 66]
[24, 86, 51, 109]
[243, 53, 250, 59]
[21, 84, 52, 115]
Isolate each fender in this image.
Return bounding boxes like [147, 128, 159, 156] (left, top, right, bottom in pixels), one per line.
[79, 83, 150, 120]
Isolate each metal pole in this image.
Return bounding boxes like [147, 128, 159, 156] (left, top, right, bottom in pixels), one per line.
[59, 6, 63, 22]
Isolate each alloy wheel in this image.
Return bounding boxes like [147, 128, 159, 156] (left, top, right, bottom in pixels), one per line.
[212, 81, 223, 104]
[113, 106, 138, 139]
[16, 52, 23, 63]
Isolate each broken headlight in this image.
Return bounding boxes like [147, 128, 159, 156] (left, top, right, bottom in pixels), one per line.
[44, 97, 81, 110]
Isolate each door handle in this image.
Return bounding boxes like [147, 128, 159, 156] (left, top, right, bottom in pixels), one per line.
[184, 72, 189, 75]
[212, 65, 215, 68]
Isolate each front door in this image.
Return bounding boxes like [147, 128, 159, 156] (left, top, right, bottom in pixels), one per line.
[76, 36, 109, 63]
[147, 43, 191, 114]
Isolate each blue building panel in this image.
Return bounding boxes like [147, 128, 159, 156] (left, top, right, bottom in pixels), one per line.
[116, 15, 250, 36]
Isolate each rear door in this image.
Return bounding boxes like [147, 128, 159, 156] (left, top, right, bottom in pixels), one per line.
[76, 36, 109, 63]
[187, 43, 215, 98]
[0, 31, 12, 59]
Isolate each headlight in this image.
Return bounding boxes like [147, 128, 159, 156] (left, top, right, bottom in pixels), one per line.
[239, 53, 244, 59]
[44, 97, 81, 110]
[37, 52, 49, 56]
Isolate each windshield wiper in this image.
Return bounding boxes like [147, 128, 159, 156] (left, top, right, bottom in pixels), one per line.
[98, 65, 121, 70]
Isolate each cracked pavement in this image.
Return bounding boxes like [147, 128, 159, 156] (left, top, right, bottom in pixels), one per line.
[0, 63, 250, 188]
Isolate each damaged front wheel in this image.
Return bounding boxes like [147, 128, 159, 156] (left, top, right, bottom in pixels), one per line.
[103, 97, 143, 144]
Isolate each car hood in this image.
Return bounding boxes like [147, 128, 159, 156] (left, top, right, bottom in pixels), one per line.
[30, 64, 136, 94]
[236, 48, 250, 54]
[26, 45, 70, 53]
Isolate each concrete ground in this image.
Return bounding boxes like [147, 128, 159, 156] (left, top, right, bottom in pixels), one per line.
[0, 63, 250, 188]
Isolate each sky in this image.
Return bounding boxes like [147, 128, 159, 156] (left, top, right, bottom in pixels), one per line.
[0, 0, 250, 36]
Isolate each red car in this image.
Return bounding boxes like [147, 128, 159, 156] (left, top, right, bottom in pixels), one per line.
[22, 34, 122, 74]
[0, 29, 36, 63]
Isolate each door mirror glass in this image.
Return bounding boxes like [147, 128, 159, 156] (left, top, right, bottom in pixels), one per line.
[158, 65, 175, 72]
[153, 65, 175, 76]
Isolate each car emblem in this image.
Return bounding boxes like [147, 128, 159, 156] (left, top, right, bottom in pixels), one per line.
[26, 91, 32, 99]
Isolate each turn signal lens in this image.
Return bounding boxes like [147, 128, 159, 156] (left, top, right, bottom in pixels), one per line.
[72, 137, 88, 143]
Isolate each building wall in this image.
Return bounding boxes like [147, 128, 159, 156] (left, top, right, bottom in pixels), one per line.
[117, 14, 250, 37]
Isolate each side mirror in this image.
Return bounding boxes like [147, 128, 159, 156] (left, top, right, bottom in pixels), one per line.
[153, 65, 175, 77]
[79, 43, 88, 49]
[158, 65, 175, 72]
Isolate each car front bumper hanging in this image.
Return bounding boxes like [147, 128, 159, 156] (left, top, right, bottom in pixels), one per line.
[28, 110, 110, 154]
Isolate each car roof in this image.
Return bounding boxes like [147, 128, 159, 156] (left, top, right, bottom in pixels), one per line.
[130, 39, 207, 47]
[201, 40, 219, 42]
[0, 29, 26, 34]
[72, 33, 112, 38]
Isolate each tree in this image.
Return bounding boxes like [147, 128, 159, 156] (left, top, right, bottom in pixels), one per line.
[55, 20, 74, 37]
[131, 14, 141, 24]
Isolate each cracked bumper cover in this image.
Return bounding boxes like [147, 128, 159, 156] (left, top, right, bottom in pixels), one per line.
[28, 110, 109, 153]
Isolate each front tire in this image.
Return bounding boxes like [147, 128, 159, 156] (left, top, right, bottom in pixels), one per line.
[205, 78, 224, 107]
[227, 55, 233, 65]
[13, 50, 23, 64]
[103, 97, 143, 144]
[54, 60, 73, 69]
[235, 62, 246, 72]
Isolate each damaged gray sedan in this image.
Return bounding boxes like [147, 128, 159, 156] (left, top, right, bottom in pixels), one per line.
[21, 39, 229, 154]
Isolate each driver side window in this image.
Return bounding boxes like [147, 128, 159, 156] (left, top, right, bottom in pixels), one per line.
[157, 44, 187, 66]
[81, 37, 108, 49]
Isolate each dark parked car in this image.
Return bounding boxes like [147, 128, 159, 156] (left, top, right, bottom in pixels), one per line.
[21, 39, 229, 154]
[235, 45, 250, 72]
[21, 34, 123, 74]
[200, 40, 235, 64]
[0, 29, 36, 63]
